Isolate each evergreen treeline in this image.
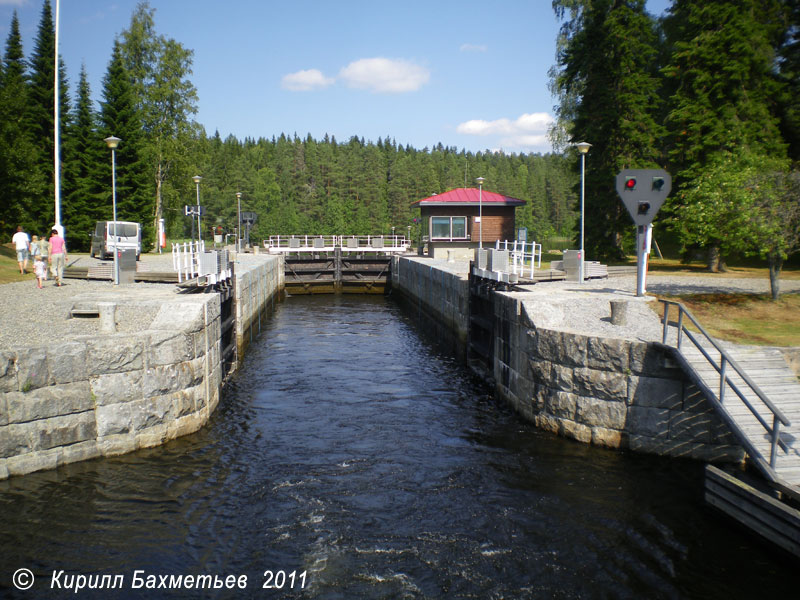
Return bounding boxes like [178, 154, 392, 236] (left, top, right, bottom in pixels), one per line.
[0, 1, 575, 253]
[551, 0, 800, 296]
[191, 133, 575, 246]
[1, 0, 798, 295]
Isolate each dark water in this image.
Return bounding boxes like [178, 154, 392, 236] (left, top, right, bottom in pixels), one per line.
[1, 295, 798, 599]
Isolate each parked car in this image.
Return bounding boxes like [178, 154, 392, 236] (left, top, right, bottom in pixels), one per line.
[90, 221, 141, 260]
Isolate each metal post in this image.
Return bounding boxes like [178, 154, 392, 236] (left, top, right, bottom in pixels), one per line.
[475, 176, 485, 250]
[479, 181, 483, 249]
[111, 146, 118, 285]
[193, 175, 202, 243]
[770, 416, 780, 467]
[636, 223, 652, 297]
[236, 192, 242, 253]
[104, 136, 121, 285]
[54, 0, 61, 230]
[196, 181, 201, 242]
[575, 142, 591, 284]
[579, 151, 585, 284]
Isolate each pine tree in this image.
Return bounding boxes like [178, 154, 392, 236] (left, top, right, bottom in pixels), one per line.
[98, 40, 150, 233]
[551, 0, 664, 260]
[776, 0, 800, 160]
[26, 0, 59, 230]
[662, 0, 789, 269]
[0, 12, 45, 236]
[63, 66, 106, 250]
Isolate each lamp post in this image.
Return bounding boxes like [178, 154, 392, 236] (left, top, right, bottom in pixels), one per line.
[475, 176, 485, 249]
[576, 142, 591, 283]
[104, 136, 121, 285]
[236, 192, 242, 253]
[192, 175, 202, 244]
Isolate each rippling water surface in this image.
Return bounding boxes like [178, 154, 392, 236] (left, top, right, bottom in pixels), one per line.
[1, 294, 798, 599]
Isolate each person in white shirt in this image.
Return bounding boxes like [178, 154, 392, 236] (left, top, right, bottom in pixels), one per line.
[11, 226, 30, 274]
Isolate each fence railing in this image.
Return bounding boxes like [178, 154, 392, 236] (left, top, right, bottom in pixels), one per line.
[494, 240, 542, 278]
[171, 242, 232, 285]
[660, 299, 790, 469]
[172, 240, 204, 282]
[264, 235, 410, 253]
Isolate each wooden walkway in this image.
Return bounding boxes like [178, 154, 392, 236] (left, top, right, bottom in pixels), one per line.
[662, 305, 800, 500]
[65, 262, 178, 283]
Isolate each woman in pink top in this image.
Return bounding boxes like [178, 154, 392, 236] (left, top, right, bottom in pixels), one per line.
[48, 229, 67, 286]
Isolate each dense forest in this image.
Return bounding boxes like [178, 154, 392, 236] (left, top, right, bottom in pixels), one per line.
[1, 0, 798, 287]
[0, 1, 575, 254]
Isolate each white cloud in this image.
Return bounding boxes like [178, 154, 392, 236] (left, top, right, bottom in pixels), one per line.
[457, 112, 553, 136]
[281, 69, 334, 92]
[339, 58, 430, 93]
[0, 0, 26, 5]
[459, 43, 487, 52]
[457, 112, 554, 152]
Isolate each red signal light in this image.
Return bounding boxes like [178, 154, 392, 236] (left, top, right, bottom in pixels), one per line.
[625, 177, 637, 190]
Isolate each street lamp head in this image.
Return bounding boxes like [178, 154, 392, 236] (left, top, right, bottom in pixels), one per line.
[575, 141, 592, 154]
[236, 192, 242, 199]
[192, 175, 202, 185]
[104, 135, 121, 149]
[475, 176, 485, 186]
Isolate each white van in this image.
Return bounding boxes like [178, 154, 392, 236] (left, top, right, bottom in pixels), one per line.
[90, 221, 141, 260]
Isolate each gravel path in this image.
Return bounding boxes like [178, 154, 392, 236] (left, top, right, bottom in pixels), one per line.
[0, 278, 181, 351]
[514, 273, 800, 343]
[0, 252, 274, 352]
[1, 254, 798, 351]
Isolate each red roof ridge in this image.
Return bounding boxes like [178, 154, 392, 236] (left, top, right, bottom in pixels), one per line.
[412, 187, 525, 206]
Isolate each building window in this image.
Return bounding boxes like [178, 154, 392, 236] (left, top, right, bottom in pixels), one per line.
[430, 216, 468, 241]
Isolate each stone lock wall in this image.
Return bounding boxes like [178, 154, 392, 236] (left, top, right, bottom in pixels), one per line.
[0, 255, 285, 481]
[235, 254, 284, 358]
[492, 292, 745, 462]
[0, 296, 223, 480]
[392, 256, 470, 351]
[392, 257, 745, 463]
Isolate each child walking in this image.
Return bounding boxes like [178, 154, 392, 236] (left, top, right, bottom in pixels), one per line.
[34, 255, 46, 289]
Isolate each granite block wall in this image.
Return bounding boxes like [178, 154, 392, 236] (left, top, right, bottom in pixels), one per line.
[0, 254, 284, 480]
[492, 292, 745, 462]
[392, 257, 745, 463]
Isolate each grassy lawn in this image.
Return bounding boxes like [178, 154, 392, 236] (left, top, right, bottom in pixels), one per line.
[0, 244, 34, 284]
[629, 256, 800, 280]
[655, 293, 800, 347]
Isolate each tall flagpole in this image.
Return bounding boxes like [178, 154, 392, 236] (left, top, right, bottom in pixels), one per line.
[54, 0, 61, 229]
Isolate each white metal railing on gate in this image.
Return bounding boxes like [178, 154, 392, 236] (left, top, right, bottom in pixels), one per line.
[264, 235, 410, 254]
[495, 240, 542, 278]
[172, 241, 204, 282]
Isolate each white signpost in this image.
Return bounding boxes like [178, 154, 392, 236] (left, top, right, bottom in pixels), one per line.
[615, 169, 671, 297]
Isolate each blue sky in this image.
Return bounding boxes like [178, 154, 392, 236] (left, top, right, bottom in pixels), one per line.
[1, 0, 671, 155]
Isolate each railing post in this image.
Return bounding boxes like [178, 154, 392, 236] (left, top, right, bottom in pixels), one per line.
[719, 356, 727, 404]
[770, 416, 781, 468]
[677, 310, 684, 350]
[662, 302, 670, 344]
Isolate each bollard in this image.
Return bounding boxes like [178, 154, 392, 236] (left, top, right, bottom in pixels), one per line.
[610, 300, 628, 326]
[98, 302, 117, 333]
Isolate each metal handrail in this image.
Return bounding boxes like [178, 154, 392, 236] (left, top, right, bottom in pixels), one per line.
[494, 240, 542, 278]
[264, 235, 410, 253]
[171, 240, 205, 283]
[660, 299, 790, 468]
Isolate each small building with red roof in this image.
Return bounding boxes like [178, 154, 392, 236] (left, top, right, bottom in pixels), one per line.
[411, 187, 526, 259]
